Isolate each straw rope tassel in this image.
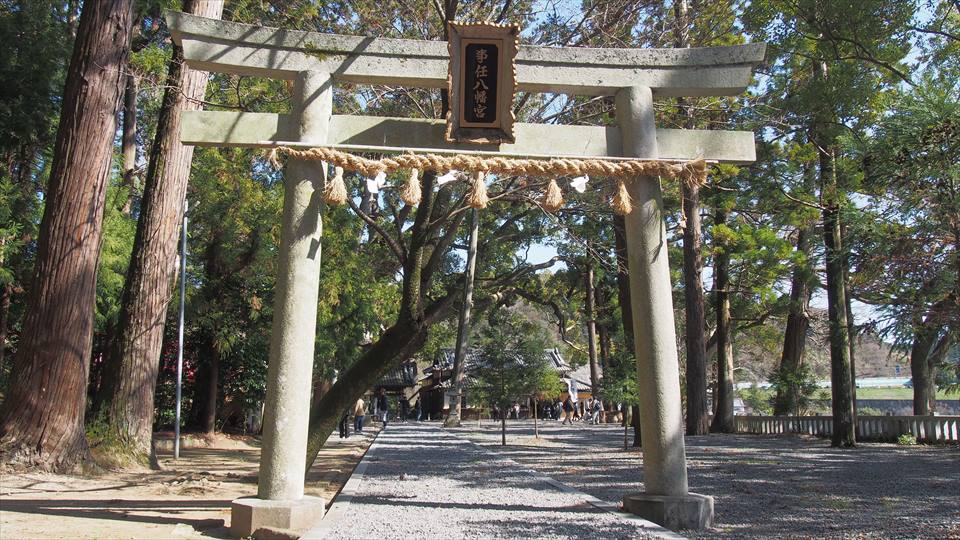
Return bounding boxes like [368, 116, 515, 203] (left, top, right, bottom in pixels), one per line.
[541, 178, 564, 212]
[613, 178, 633, 216]
[468, 171, 489, 209]
[267, 147, 282, 169]
[400, 168, 422, 206]
[324, 166, 347, 205]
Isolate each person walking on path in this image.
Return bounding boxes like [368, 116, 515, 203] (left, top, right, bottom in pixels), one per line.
[354, 396, 366, 433]
[377, 389, 390, 429]
[400, 396, 409, 422]
[562, 396, 574, 425]
[590, 398, 602, 425]
[339, 407, 351, 438]
[415, 398, 423, 421]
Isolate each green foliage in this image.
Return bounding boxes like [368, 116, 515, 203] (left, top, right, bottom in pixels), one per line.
[769, 363, 820, 415]
[897, 433, 918, 446]
[470, 310, 552, 410]
[740, 384, 773, 416]
[849, 74, 959, 348]
[95, 186, 137, 333]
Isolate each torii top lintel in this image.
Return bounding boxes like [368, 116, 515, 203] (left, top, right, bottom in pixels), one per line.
[166, 11, 765, 98]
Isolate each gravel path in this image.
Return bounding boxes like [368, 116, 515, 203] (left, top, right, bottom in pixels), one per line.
[305, 422, 673, 539]
[452, 420, 960, 539]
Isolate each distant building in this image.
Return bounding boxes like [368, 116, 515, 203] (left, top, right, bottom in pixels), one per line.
[417, 347, 597, 419]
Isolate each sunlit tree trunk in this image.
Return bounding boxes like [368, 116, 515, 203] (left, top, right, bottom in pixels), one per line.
[0, 0, 135, 471]
[774, 226, 813, 415]
[819, 137, 856, 447]
[94, 0, 224, 464]
[710, 208, 734, 433]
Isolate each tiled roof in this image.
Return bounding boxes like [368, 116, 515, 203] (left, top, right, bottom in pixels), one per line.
[377, 361, 419, 388]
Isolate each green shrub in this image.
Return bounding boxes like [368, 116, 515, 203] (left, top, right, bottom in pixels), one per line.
[896, 433, 918, 446]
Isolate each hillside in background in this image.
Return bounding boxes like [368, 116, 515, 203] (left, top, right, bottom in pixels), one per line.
[735, 308, 905, 383]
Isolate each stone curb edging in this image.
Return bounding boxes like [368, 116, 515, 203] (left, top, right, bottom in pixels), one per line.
[446, 427, 687, 540]
[300, 429, 383, 540]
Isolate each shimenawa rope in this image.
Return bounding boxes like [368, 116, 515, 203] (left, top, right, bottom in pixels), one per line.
[267, 146, 707, 215]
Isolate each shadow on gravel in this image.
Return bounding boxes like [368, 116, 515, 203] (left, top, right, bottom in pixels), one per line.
[453, 422, 960, 539]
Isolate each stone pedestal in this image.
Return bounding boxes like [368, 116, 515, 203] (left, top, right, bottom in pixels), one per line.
[230, 496, 326, 538]
[622, 492, 714, 531]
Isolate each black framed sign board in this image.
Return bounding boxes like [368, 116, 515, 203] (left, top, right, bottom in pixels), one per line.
[446, 22, 519, 144]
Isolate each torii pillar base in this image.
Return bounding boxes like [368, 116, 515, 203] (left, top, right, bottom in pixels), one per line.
[622, 492, 714, 531]
[230, 496, 326, 538]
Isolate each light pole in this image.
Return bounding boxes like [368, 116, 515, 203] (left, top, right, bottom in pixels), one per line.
[175, 199, 188, 459]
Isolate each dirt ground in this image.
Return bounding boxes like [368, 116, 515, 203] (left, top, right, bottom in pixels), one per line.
[0, 429, 377, 540]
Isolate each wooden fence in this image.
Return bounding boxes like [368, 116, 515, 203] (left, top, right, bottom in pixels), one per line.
[733, 415, 960, 443]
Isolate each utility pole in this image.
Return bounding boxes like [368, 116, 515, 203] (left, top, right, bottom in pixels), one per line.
[175, 199, 188, 459]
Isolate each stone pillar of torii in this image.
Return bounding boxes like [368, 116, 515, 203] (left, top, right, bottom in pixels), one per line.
[166, 10, 764, 536]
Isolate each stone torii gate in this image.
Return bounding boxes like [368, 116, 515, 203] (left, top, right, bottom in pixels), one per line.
[166, 11, 763, 536]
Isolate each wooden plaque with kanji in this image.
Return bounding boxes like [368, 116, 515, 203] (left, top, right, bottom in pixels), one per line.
[446, 22, 519, 144]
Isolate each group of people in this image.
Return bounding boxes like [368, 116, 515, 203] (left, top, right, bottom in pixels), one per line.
[338, 389, 428, 438]
[550, 396, 604, 425]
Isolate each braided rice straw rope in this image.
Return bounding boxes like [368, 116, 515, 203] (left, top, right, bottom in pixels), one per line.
[267, 146, 707, 215]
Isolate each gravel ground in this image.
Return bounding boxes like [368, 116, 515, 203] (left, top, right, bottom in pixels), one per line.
[310, 422, 669, 539]
[452, 419, 960, 539]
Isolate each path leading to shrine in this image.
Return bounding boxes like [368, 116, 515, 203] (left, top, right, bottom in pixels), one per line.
[304, 422, 676, 540]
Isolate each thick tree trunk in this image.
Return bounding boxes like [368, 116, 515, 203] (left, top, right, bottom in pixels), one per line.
[710, 209, 734, 433]
[774, 226, 813, 415]
[120, 72, 137, 215]
[910, 328, 936, 416]
[614, 215, 640, 445]
[94, 0, 224, 464]
[682, 183, 709, 436]
[0, 0, 135, 471]
[305, 170, 458, 468]
[444, 208, 476, 428]
[201, 348, 218, 434]
[820, 144, 856, 447]
[613, 215, 634, 351]
[845, 262, 857, 414]
[672, 0, 708, 438]
[0, 284, 10, 370]
[305, 317, 433, 468]
[585, 258, 601, 396]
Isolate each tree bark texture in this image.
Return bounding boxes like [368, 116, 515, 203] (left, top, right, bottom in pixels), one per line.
[844, 250, 857, 414]
[631, 403, 641, 447]
[820, 145, 856, 447]
[909, 309, 952, 416]
[444, 208, 476, 428]
[0, 284, 10, 370]
[95, 0, 223, 461]
[585, 258, 601, 397]
[682, 182, 709, 436]
[305, 171, 458, 469]
[774, 226, 813, 415]
[0, 0, 135, 471]
[120, 72, 137, 214]
[613, 215, 640, 445]
[613, 215, 634, 352]
[710, 208, 734, 433]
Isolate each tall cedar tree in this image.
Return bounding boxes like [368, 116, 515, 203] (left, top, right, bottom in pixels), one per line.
[774, 166, 816, 415]
[710, 206, 735, 432]
[0, 0, 135, 471]
[94, 0, 224, 465]
[674, 0, 710, 435]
